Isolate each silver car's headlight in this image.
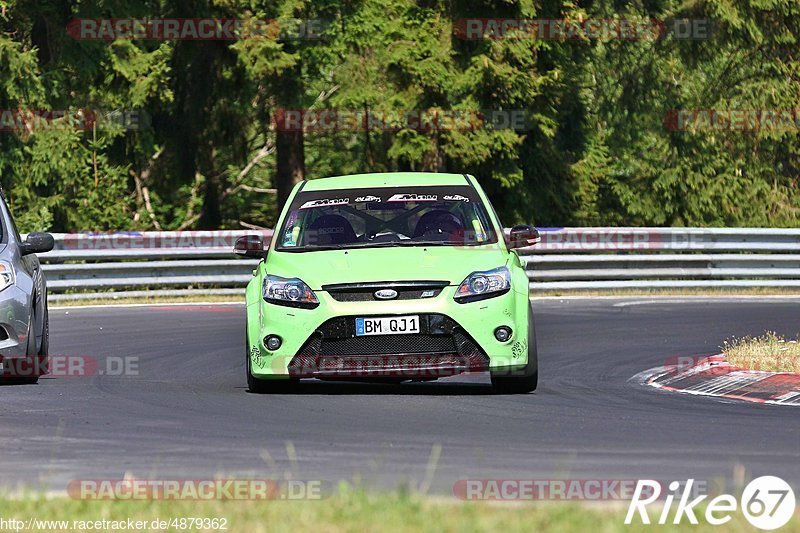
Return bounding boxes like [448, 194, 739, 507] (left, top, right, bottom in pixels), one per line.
[454, 266, 511, 303]
[262, 275, 319, 309]
[0, 261, 15, 292]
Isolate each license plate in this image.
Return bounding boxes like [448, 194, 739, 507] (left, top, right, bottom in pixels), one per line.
[355, 316, 420, 336]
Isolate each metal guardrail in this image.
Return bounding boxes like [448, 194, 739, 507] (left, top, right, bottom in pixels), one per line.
[525, 228, 800, 290]
[31, 228, 800, 299]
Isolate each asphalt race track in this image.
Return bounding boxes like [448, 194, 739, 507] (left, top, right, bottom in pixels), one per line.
[1, 298, 799, 494]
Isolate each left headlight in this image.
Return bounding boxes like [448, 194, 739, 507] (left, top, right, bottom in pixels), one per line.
[454, 266, 511, 303]
[0, 261, 15, 292]
[263, 275, 319, 309]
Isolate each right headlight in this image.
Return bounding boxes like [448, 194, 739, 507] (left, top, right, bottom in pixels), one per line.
[262, 275, 319, 309]
[454, 266, 511, 303]
[0, 261, 15, 292]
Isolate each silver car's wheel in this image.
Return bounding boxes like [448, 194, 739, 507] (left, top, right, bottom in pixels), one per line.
[5, 307, 41, 385]
[37, 305, 49, 374]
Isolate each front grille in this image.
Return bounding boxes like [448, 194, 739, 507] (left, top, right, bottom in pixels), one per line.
[289, 353, 485, 379]
[323, 281, 448, 302]
[327, 289, 445, 302]
[321, 334, 456, 355]
[288, 314, 489, 379]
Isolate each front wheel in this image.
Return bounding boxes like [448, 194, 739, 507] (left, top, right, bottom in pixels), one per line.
[491, 369, 538, 394]
[247, 355, 271, 393]
[491, 302, 538, 394]
[6, 307, 44, 385]
[37, 304, 49, 373]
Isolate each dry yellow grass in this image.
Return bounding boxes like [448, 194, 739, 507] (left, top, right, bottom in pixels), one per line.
[722, 331, 800, 373]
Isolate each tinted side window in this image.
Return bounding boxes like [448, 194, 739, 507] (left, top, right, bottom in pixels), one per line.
[0, 195, 10, 243]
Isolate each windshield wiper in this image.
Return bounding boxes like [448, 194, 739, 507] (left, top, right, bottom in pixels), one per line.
[397, 240, 462, 246]
[353, 240, 423, 248]
[280, 239, 475, 252]
[280, 241, 403, 252]
[351, 239, 464, 247]
[279, 243, 349, 252]
[357, 240, 464, 247]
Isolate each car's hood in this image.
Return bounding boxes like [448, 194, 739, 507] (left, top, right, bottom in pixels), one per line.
[265, 245, 509, 289]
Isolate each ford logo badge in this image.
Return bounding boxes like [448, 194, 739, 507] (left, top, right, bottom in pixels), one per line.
[374, 289, 398, 300]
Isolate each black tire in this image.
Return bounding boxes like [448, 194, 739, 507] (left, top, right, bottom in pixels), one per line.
[246, 353, 270, 393]
[37, 304, 49, 374]
[7, 306, 41, 384]
[246, 328, 296, 393]
[491, 302, 538, 394]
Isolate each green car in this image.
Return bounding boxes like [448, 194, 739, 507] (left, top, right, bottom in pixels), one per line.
[235, 172, 540, 393]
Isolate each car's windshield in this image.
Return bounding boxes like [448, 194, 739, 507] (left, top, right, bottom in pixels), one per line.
[277, 185, 499, 251]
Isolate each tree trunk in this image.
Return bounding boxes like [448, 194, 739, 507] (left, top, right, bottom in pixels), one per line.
[275, 67, 305, 211]
[276, 129, 305, 209]
[199, 173, 221, 229]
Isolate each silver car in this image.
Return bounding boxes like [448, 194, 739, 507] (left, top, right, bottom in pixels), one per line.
[0, 189, 54, 384]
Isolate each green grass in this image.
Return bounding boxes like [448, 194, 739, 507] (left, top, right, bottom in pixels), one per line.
[722, 331, 800, 372]
[0, 489, 798, 532]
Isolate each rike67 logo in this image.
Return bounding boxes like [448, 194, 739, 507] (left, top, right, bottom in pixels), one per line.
[626, 476, 796, 530]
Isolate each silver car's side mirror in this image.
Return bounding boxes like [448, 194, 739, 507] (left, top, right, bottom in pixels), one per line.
[20, 232, 55, 256]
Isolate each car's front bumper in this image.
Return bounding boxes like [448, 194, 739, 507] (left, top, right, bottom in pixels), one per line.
[286, 313, 490, 379]
[247, 284, 530, 379]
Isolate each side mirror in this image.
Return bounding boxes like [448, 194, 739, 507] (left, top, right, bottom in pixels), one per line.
[234, 235, 266, 259]
[20, 232, 55, 256]
[508, 225, 540, 250]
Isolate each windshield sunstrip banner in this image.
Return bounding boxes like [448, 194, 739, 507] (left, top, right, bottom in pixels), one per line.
[290, 186, 479, 210]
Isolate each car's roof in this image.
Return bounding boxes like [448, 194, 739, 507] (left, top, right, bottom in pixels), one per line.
[301, 172, 472, 191]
